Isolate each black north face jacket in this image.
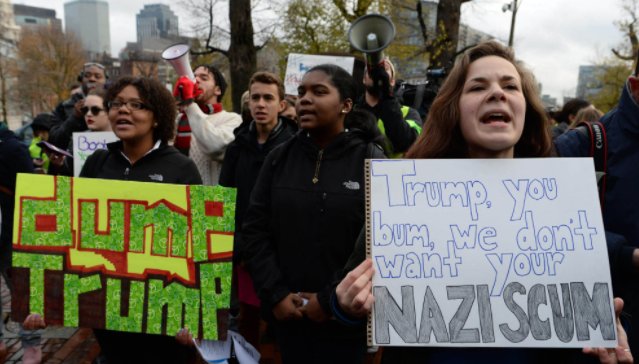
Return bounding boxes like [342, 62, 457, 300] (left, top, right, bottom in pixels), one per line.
[242, 129, 385, 327]
[80, 140, 202, 185]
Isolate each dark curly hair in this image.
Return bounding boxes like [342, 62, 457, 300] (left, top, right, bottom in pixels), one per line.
[104, 76, 176, 144]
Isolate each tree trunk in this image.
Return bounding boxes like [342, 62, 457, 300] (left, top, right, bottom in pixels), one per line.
[228, 0, 256, 113]
[429, 0, 470, 69]
[0, 62, 7, 125]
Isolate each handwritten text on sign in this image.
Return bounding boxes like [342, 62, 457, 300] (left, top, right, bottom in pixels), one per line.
[284, 53, 354, 95]
[368, 159, 615, 348]
[72, 131, 119, 176]
[12, 174, 236, 340]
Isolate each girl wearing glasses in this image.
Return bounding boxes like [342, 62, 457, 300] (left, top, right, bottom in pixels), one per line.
[80, 76, 202, 363]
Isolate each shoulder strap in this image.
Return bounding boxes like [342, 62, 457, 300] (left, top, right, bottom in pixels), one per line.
[576, 121, 607, 208]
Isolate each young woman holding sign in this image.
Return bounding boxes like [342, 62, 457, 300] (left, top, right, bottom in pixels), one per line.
[332, 42, 633, 364]
[80, 76, 201, 363]
[240, 64, 386, 363]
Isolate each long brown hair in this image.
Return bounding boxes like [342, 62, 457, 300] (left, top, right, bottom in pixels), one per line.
[405, 41, 552, 159]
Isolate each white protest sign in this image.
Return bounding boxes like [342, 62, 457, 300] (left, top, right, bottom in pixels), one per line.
[368, 158, 616, 348]
[72, 131, 118, 176]
[284, 53, 355, 95]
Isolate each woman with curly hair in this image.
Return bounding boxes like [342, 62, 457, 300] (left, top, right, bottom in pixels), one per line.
[80, 76, 201, 363]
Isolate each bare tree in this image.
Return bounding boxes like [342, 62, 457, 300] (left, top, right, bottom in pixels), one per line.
[612, 0, 639, 72]
[178, 0, 274, 112]
[15, 26, 85, 115]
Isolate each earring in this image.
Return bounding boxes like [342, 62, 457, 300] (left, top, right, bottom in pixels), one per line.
[341, 109, 347, 114]
[154, 123, 158, 127]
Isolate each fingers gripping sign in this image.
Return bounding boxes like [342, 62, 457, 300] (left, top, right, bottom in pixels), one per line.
[336, 258, 375, 318]
[583, 298, 634, 364]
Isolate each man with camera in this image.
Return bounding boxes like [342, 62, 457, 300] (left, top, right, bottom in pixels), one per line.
[357, 59, 422, 157]
[48, 62, 108, 149]
[173, 64, 242, 185]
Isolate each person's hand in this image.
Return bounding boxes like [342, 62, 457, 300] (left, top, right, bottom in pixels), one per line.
[299, 292, 330, 323]
[46, 151, 65, 168]
[173, 76, 202, 104]
[73, 99, 85, 118]
[176, 327, 194, 346]
[272, 293, 304, 321]
[23, 313, 46, 330]
[368, 61, 393, 100]
[335, 258, 374, 318]
[583, 298, 633, 364]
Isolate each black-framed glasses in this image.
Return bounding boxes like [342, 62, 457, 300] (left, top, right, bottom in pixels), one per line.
[107, 100, 149, 111]
[81, 106, 104, 116]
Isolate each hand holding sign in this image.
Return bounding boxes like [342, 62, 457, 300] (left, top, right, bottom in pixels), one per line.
[335, 258, 375, 318]
[583, 298, 633, 364]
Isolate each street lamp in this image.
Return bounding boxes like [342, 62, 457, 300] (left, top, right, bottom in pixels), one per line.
[502, 0, 520, 48]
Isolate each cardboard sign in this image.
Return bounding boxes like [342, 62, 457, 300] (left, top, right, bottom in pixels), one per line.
[72, 131, 119, 176]
[12, 174, 236, 340]
[284, 53, 355, 95]
[367, 159, 616, 348]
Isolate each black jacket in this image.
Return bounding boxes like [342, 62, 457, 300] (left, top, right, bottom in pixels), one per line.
[0, 129, 34, 273]
[80, 141, 202, 185]
[242, 129, 385, 324]
[219, 117, 297, 261]
[50, 93, 87, 149]
[357, 96, 422, 154]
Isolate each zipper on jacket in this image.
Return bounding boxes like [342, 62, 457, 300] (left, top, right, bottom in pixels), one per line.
[124, 167, 130, 180]
[312, 150, 324, 184]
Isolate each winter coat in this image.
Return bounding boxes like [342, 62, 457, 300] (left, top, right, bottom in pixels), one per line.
[80, 140, 201, 185]
[357, 96, 422, 155]
[555, 81, 639, 355]
[0, 129, 34, 272]
[219, 117, 297, 260]
[241, 129, 385, 336]
[183, 103, 242, 185]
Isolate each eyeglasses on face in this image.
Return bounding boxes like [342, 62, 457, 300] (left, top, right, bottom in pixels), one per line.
[107, 100, 149, 111]
[81, 106, 104, 116]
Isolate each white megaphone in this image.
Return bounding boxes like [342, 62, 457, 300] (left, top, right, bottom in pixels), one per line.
[348, 14, 395, 67]
[162, 43, 195, 81]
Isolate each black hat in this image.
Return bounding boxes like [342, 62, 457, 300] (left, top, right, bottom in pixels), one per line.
[31, 113, 54, 132]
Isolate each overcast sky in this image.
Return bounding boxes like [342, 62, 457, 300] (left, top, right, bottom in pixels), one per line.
[12, 0, 626, 103]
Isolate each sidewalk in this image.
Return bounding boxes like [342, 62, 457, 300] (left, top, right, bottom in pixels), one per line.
[1, 276, 100, 364]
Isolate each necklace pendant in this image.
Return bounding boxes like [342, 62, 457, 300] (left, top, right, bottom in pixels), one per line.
[312, 177, 318, 184]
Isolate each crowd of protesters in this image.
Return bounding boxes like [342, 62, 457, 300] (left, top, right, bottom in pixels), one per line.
[0, 40, 637, 364]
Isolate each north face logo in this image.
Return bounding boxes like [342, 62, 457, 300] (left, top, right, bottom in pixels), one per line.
[343, 180, 360, 190]
[149, 174, 164, 182]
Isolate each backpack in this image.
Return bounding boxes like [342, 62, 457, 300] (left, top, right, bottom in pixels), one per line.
[574, 121, 607, 208]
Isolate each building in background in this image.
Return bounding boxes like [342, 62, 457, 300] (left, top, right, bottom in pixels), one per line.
[577, 65, 606, 100]
[64, 0, 110, 58]
[136, 4, 179, 42]
[13, 4, 62, 31]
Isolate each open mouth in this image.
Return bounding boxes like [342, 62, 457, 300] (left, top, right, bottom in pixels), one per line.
[481, 112, 511, 124]
[115, 119, 134, 126]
